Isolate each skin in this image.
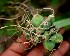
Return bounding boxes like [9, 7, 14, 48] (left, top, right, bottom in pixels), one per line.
[0, 28, 70, 56]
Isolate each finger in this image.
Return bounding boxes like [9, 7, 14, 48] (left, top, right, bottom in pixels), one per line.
[59, 27, 65, 35]
[26, 43, 45, 56]
[26, 28, 65, 56]
[58, 41, 69, 55]
[51, 41, 69, 56]
[1, 35, 30, 56]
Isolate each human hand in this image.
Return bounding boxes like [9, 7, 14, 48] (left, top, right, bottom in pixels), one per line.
[0, 28, 70, 56]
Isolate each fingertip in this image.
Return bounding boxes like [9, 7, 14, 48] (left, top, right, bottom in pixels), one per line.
[59, 28, 65, 35]
[51, 41, 69, 56]
[58, 41, 69, 55]
[51, 50, 62, 56]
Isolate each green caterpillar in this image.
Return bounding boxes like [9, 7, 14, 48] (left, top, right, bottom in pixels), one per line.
[31, 14, 70, 51]
[0, 7, 70, 52]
